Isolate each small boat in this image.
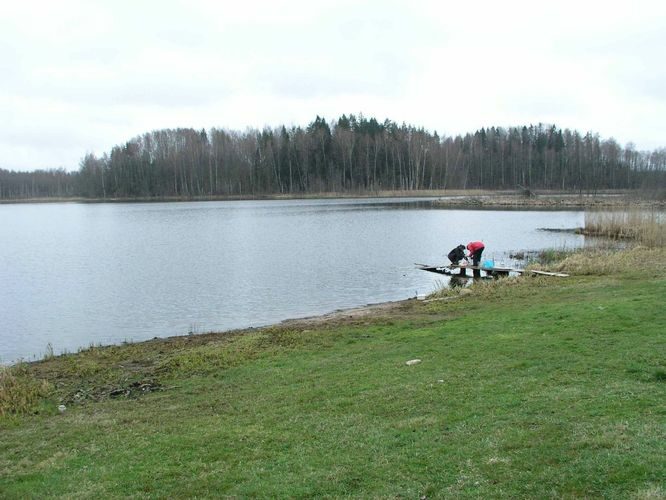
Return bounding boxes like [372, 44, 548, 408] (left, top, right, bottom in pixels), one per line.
[414, 263, 492, 277]
[414, 263, 568, 278]
[414, 264, 455, 275]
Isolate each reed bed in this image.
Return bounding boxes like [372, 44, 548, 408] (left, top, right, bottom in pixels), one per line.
[549, 247, 665, 275]
[583, 210, 666, 247]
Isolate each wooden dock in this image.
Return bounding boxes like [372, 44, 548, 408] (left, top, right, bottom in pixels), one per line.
[415, 263, 568, 278]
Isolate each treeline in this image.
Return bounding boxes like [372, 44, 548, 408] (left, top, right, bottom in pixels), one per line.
[0, 168, 77, 200]
[2, 115, 666, 200]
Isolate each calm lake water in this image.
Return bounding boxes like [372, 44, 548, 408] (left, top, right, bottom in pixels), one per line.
[0, 198, 587, 363]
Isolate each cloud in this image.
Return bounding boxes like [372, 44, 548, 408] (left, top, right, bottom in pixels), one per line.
[1, 0, 665, 170]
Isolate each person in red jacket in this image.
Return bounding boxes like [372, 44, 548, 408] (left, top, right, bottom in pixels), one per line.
[466, 241, 485, 267]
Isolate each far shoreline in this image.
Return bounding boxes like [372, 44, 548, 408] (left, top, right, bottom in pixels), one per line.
[1, 189, 663, 209]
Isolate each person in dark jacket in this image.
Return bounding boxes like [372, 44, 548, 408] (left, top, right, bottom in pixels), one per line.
[447, 244, 468, 276]
[447, 244, 466, 265]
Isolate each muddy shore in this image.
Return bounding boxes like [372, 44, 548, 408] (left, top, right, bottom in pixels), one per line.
[3, 189, 662, 207]
[432, 192, 664, 209]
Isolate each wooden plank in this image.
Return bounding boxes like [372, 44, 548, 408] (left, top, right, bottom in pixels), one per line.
[522, 269, 569, 277]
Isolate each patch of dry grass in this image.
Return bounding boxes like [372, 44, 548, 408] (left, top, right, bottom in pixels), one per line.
[467, 274, 552, 298]
[549, 247, 666, 276]
[0, 364, 53, 416]
[583, 211, 666, 248]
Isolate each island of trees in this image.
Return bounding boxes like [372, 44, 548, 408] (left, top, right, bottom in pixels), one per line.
[1, 115, 664, 200]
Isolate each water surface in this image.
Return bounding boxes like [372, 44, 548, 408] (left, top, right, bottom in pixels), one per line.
[0, 198, 586, 362]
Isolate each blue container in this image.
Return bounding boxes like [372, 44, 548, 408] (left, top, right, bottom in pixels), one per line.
[482, 259, 494, 269]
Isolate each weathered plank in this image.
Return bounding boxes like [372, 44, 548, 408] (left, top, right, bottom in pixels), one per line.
[520, 269, 569, 277]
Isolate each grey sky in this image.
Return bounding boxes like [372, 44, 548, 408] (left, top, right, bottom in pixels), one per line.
[2, 0, 665, 171]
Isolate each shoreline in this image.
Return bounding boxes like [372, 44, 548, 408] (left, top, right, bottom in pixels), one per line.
[1, 189, 662, 208]
[278, 297, 416, 327]
[432, 193, 665, 209]
[0, 190, 488, 205]
[4, 297, 417, 366]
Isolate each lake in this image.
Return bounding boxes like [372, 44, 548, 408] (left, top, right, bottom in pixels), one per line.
[0, 198, 587, 363]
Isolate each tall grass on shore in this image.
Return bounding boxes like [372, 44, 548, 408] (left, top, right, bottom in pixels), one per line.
[582, 210, 665, 247]
[549, 247, 666, 275]
[0, 365, 52, 416]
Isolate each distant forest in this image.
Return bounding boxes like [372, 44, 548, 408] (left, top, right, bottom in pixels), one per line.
[1, 115, 665, 200]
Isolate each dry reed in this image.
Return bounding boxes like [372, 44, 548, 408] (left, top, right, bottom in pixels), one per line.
[550, 247, 666, 275]
[583, 210, 665, 248]
[0, 364, 53, 416]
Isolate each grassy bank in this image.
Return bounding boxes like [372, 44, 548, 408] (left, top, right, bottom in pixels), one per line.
[1, 249, 665, 498]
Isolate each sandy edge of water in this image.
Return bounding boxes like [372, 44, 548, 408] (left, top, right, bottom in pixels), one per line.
[278, 298, 418, 328]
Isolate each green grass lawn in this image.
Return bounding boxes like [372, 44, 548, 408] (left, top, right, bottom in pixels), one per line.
[1, 249, 665, 498]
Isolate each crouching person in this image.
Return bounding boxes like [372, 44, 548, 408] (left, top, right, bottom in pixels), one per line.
[447, 244, 468, 276]
[467, 241, 485, 277]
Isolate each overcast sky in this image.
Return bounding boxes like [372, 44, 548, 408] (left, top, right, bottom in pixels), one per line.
[2, 0, 665, 171]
